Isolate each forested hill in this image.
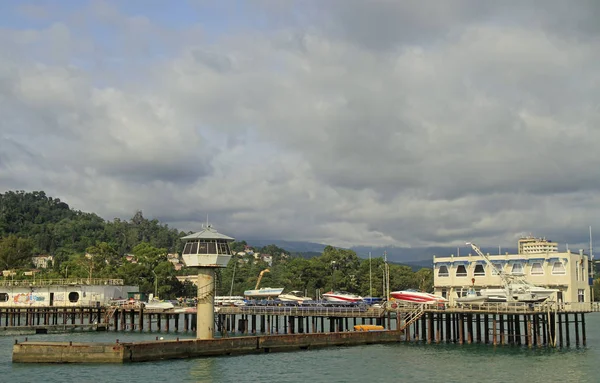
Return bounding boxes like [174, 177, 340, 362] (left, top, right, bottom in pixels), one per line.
[0, 190, 437, 298]
[0, 190, 184, 259]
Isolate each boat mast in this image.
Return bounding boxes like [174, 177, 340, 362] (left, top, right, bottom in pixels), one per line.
[369, 252, 372, 298]
[229, 261, 237, 296]
[591, 226, 594, 303]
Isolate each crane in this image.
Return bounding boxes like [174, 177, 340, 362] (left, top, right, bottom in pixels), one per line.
[255, 268, 270, 290]
[465, 242, 545, 302]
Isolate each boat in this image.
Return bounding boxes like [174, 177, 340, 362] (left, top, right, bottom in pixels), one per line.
[322, 291, 363, 303]
[244, 269, 284, 298]
[243, 287, 284, 298]
[466, 242, 558, 303]
[215, 296, 245, 305]
[478, 286, 557, 303]
[278, 290, 313, 302]
[143, 299, 175, 310]
[389, 289, 448, 304]
[455, 287, 488, 305]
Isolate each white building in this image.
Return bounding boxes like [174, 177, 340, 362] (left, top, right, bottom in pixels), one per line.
[0, 278, 138, 307]
[32, 255, 54, 269]
[433, 237, 592, 305]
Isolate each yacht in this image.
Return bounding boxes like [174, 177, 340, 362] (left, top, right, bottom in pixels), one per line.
[390, 289, 448, 304]
[243, 287, 284, 298]
[278, 290, 313, 302]
[322, 291, 363, 303]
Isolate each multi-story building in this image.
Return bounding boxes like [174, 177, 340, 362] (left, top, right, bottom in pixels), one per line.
[433, 237, 592, 305]
[518, 236, 558, 254]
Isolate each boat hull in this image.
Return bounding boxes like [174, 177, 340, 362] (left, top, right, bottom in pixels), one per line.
[480, 288, 557, 303]
[322, 292, 363, 303]
[390, 290, 447, 304]
[243, 287, 284, 298]
[278, 291, 313, 302]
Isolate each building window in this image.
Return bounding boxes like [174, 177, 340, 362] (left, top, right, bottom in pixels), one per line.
[530, 262, 544, 275]
[182, 242, 193, 255]
[551, 262, 566, 275]
[578, 289, 585, 302]
[456, 265, 467, 277]
[511, 262, 524, 275]
[491, 263, 503, 275]
[474, 264, 485, 276]
[207, 241, 217, 254]
[437, 265, 449, 277]
[0, 293, 8, 302]
[68, 292, 80, 303]
[218, 242, 229, 255]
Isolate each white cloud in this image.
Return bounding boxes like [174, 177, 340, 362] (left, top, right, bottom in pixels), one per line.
[2, 1, 600, 250]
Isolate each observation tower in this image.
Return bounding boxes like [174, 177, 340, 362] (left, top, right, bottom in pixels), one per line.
[181, 225, 234, 339]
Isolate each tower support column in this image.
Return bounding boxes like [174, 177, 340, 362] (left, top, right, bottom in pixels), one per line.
[197, 269, 216, 339]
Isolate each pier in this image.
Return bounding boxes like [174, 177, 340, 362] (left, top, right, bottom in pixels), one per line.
[9, 300, 597, 363]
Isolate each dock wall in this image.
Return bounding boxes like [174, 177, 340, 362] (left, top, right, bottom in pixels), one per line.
[13, 330, 403, 363]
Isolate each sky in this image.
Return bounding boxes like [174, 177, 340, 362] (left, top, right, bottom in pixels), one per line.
[1, 0, 600, 250]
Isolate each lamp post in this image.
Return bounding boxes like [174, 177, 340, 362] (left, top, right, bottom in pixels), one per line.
[151, 270, 158, 299]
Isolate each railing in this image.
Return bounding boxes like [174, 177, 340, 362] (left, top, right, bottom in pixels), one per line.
[384, 300, 596, 314]
[399, 305, 425, 331]
[216, 305, 383, 317]
[438, 301, 593, 313]
[0, 278, 124, 287]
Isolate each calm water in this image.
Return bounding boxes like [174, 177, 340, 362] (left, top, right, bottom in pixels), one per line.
[1, 315, 600, 383]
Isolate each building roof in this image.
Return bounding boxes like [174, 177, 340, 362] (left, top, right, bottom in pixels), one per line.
[181, 225, 235, 241]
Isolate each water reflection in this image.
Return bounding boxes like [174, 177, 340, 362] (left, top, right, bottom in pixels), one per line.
[188, 358, 217, 383]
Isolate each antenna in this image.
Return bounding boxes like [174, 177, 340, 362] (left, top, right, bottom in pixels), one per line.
[590, 226, 593, 261]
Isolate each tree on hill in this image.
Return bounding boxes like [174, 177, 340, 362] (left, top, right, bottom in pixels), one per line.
[0, 235, 34, 270]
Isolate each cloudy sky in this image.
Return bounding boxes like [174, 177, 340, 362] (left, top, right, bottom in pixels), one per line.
[1, 1, 600, 250]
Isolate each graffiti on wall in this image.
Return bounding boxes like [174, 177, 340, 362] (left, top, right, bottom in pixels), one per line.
[13, 292, 46, 304]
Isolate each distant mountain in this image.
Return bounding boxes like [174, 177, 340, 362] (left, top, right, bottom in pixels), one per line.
[351, 245, 519, 263]
[245, 239, 328, 253]
[245, 239, 517, 266]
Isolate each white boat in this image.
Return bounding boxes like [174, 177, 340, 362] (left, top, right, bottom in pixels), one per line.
[456, 287, 488, 305]
[243, 287, 284, 298]
[479, 286, 557, 303]
[144, 300, 175, 310]
[215, 296, 245, 305]
[278, 291, 313, 302]
[390, 289, 448, 304]
[466, 242, 558, 303]
[322, 291, 363, 303]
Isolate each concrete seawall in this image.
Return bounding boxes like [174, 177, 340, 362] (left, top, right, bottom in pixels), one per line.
[13, 330, 403, 363]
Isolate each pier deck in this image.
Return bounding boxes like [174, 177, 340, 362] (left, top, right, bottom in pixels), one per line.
[12, 330, 404, 363]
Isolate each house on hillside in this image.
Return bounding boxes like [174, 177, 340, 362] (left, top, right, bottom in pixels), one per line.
[260, 254, 273, 266]
[32, 255, 53, 269]
[124, 254, 137, 264]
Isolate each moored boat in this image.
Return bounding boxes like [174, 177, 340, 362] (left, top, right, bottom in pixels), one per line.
[143, 299, 175, 310]
[278, 290, 313, 302]
[322, 291, 363, 303]
[243, 287, 284, 298]
[390, 289, 447, 304]
[455, 287, 488, 305]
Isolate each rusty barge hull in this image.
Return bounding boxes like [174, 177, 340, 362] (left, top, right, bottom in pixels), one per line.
[12, 330, 403, 363]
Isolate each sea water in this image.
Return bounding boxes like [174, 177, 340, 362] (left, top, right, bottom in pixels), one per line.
[1, 315, 599, 383]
